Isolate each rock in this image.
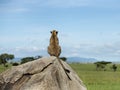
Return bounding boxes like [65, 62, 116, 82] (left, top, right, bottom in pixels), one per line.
[0, 56, 87, 90]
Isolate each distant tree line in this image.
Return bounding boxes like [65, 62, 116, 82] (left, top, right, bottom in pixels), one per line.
[0, 53, 118, 72]
[0, 53, 43, 67]
[0, 53, 68, 67]
[20, 56, 67, 64]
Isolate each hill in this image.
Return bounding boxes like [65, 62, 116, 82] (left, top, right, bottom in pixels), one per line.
[67, 57, 98, 63]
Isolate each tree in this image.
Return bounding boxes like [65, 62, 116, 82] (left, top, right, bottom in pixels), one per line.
[60, 57, 67, 61]
[21, 57, 35, 64]
[112, 64, 117, 72]
[0, 53, 14, 67]
[94, 61, 112, 71]
[12, 62, 19, 66]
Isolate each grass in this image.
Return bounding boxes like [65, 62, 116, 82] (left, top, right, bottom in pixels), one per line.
[0, 64, 12, 73]
[0, 63, 120, 90]
[70, 63, 120, 90]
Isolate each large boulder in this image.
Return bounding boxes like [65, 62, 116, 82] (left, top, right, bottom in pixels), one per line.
[0, 56, 87, 90]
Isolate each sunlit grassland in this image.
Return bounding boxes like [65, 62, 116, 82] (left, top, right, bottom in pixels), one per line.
[0, 64, 12, 73]
[70, 63, 120, 90]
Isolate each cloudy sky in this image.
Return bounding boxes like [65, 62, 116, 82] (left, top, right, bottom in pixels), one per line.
[0, 0, 120, 61]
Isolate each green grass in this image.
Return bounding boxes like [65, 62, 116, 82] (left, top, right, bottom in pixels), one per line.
[0, 64, 12, 73]
[70, 63, 120, 90]
[0, 63, 120, 90]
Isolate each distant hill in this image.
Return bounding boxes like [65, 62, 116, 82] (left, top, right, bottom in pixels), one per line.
[67, 57, 98, 63]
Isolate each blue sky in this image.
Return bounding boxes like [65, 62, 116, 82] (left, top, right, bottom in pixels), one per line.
[0, 0, 120, 61]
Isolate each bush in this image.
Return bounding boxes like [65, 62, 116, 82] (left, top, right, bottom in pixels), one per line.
[60, 57, 67, 61]
[12, 62, 19, 66]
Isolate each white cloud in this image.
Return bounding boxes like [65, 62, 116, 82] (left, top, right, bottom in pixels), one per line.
[0, 48, 4, 51]
[22, 0, 120, 8]
[0, 7, 29, 13]
[15, 46, 42, 52]
[60, 42, 120, 61]
[3, 46, 47, 57]
[11, 8, 29, 12]
[1, 41, 120, 61]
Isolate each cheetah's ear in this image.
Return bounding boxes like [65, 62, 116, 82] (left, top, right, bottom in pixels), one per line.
[50, 31, 52, 33]
[56, 31, 58, 34]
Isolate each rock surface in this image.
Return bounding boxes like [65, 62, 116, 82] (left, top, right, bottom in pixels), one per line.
[0, 56, 87, 90]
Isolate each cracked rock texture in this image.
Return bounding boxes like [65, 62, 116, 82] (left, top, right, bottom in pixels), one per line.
[0, 56, 87, 90]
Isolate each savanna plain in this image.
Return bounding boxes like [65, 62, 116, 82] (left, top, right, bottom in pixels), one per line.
[70, 63, 120, 90]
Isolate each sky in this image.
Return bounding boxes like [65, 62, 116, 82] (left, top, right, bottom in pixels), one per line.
[0, 0, 120, 61]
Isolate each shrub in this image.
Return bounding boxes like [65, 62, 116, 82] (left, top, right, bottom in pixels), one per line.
[12, 62, 19, 66]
